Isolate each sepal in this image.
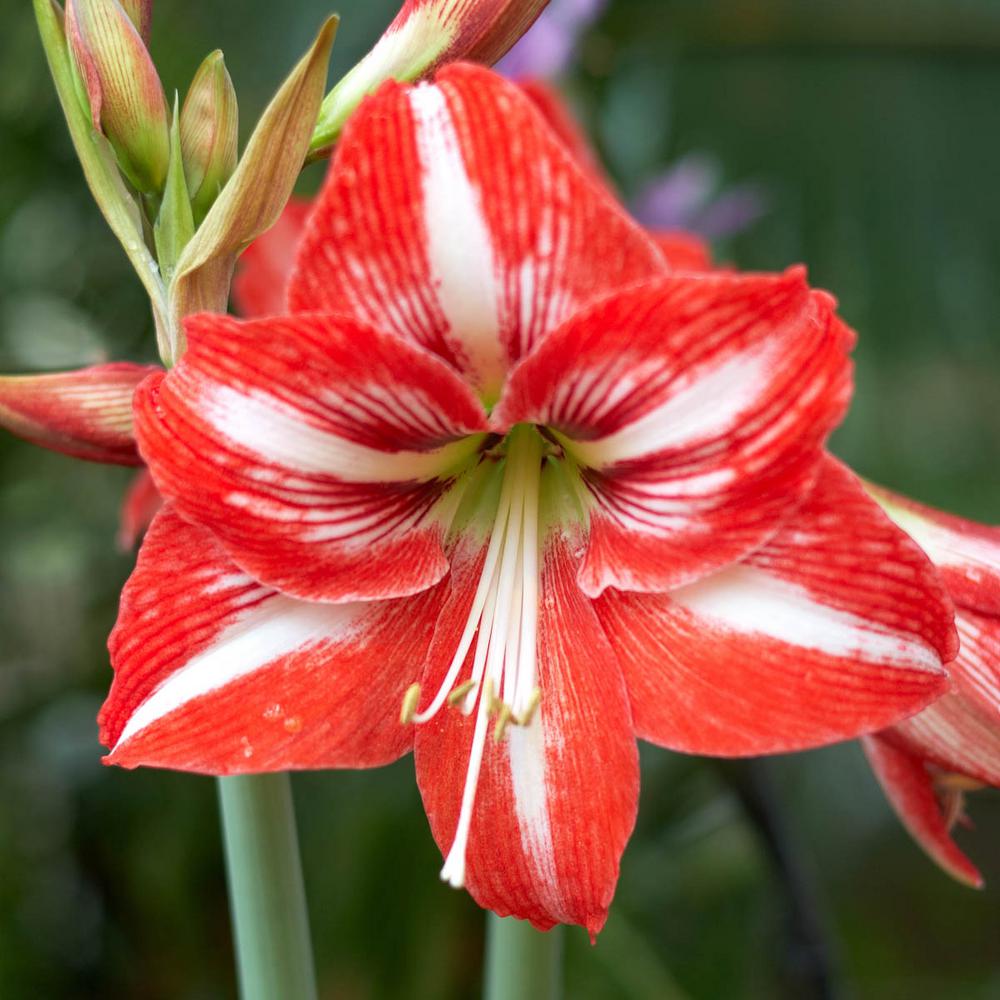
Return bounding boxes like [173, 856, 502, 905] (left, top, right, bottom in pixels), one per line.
[0, 363, 158, 465]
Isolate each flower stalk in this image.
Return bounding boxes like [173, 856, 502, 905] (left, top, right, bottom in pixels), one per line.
[485, 914, 563, 1000]
[217, 774, 317, 1000]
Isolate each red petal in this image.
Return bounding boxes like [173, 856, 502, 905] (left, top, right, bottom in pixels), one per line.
[598, 458, 954, 756]
[866, 483, 1000, 616]
[116, 467, 163, 550]
[290, 64, 664, 397]
[103, 508, 446, 773]
[496, 268, 853, 595]
[231, 197, 311, 318]
[414, 527, 638, 936]
[0, 363, 157, 465]
[134, 312, 488, 602]
[517, 78, 610, 187]
[951, 609, 1000, 718]
[862, 735, 983, 888]
[651, 231, 714, 271]
[881, 610, 1000, 786]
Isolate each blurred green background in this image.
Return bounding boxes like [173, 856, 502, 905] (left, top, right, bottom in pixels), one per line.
[0, 0, 998, 996]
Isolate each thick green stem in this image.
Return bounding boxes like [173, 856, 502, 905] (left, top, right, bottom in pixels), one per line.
[217, 774, 317, 1000]
[484, 914, 563, 1000]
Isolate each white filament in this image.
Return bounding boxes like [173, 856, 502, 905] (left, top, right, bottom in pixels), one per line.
[414, 430, 544, 888]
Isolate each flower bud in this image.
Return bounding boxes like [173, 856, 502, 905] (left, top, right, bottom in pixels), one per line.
[119, 0, 153, 45]
[0, 363, 158, 465]
[66, 0, 170, 193]
[311, 0, 550, 153]
[180, 51, 239, 224]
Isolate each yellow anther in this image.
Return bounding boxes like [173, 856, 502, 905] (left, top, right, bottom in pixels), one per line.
[447, 679, 477, 706]
[517, 688, 542, 727]
[937, 773, 984, 793]
[400, 683, 422, 725]
[493, 704, 514, 743]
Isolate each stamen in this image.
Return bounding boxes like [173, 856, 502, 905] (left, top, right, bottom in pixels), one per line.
[400, 683, 421, 725]
[492, 704, 514, 743]
[517, 687, 542, 727]
[416, 426, 546, 890]
[447, 679, 477, 706]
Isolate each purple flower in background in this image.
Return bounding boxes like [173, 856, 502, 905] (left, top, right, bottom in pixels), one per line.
[500, 1, 767, 240]
[497, 0, 608, 78]
[632, 154, 768, 240]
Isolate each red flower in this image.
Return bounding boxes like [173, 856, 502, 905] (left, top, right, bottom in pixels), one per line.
[99, 66, 956, 934]
[863, 487, 1000, 887]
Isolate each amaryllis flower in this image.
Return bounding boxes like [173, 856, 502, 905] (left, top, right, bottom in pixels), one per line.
[101, 65, 955, 935]
[863, 487, 1000, 886]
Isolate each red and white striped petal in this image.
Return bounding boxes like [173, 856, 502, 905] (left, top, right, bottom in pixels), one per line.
[597, 458, 955, 756]
[880, 609, 1000, 785]
[951, 609, 1000, 718]
[496, 268, 853, 596]
[414, 526, 638, 937]
[290, 63, 665, 400]
[103, 508, 447, 773]
[134, 312, 488, 602]
[867, 483, 1000, 616]
[0, 362, 157, 465]
[231, 197, 311, 318]
[517, 78, 609, 187]
[861, 735, 983, 888]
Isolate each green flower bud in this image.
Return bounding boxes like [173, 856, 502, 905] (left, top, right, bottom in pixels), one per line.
[66, 0, 170, 193]
[180, 51, 239, 224]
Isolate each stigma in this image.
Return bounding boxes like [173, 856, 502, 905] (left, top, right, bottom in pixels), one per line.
[400, 425, 545, 889]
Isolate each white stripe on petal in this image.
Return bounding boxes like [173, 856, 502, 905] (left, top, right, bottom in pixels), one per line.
[878, 498, 1000, 580]
[203, 384, 478, 482]
[410, 84, 505, 397]
[114, 597, 362, 749]
[672, 564, 942, 670]
[508, 714, 561, 906]
[568, 347, 774, 468]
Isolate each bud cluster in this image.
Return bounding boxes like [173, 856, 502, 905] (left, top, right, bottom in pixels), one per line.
[34, 0, 549, 365]
[64, 0, 237, 231]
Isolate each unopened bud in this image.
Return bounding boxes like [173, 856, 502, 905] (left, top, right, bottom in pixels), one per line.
[66, 0, 170, 193]
[311, 0, 550, 153]
[0, 363, 158, 465]
[119, 0, 153, 45]
[180, 51, 239, 224]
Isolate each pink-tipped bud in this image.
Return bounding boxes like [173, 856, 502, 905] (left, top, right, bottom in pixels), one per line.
[312, 0, 550, 151]
[118, 0, 153, 45]
[180, 51, 239, 224]
[0, 363, 158, 465]
[66, 0, 170, 193]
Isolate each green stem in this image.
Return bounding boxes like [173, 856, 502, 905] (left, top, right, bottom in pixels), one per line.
[484, 914, 563, 1000]
[217, 774, 317, 1000]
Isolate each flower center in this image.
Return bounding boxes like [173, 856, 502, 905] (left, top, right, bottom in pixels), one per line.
[401, 424, 546, 888]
